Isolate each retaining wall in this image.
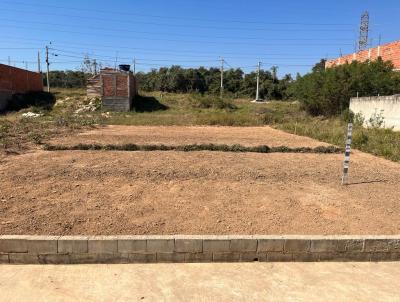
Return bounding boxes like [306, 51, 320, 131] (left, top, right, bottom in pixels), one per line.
[350, 95, 400, 131]
[1, 235, 399, 264]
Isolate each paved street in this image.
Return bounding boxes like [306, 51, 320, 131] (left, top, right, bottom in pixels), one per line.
[1, 262, 400, 301]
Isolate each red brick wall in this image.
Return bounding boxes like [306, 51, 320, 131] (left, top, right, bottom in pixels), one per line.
[101, 71, 135, 98]
[0, 64, 43, 93]
[326, 40, 400, 70]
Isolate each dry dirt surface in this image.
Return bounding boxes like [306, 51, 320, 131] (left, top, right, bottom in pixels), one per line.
[50, 125, 331, 148]
[0, 126, 399, 235]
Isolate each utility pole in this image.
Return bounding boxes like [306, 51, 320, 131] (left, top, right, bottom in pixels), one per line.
[220, 57, 224, 98]
[133, 57, 136, 75]
[8, 56, 10, 65]
[37, 51, 41, 73]
[255, 61, 261, 101]
[45, 45, 50, 92]
[93, 59, 98, 75]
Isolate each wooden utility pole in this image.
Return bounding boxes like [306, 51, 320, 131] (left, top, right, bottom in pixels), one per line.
[45, 45, 50, 92]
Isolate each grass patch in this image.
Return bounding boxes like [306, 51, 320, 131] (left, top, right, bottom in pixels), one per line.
[43, 143, 342, 154]
[1, 88, 398, 162]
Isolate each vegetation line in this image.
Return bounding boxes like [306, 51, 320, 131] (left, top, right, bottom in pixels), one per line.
[43, 143, 342, 154]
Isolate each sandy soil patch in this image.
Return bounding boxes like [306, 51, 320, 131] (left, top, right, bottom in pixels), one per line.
[0, 148, 399, 235]
[51, 125, 331, 148]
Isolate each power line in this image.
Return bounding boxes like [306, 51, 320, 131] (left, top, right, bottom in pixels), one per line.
[0, 36, 338, 59]
[0, 24, 355, 48]
[0, 17, 357, 42]
[0, 7, 357, 33]
[1, 1, 357, 27]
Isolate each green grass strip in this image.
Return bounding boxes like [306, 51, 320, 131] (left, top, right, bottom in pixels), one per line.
[43, 143, 342, 154]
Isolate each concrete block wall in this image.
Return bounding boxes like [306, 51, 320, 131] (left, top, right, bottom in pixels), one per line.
[350, 95, 400, 131]
[325, 40, 400, 70]
[1, 235, 400, 264]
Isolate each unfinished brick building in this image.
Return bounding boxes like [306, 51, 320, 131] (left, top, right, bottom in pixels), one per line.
[87, 66, 137, 112]
[325, 40, 400, 70]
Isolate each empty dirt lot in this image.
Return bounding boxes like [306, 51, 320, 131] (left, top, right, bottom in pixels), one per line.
[0, 126, 399, 235]
[50, 125, 331, 148]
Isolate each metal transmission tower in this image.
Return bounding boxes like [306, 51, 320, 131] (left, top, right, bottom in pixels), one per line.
[358, 11, 369, 51]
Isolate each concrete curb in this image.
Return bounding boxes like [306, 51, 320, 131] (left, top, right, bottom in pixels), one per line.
[1, 235, 399, 264]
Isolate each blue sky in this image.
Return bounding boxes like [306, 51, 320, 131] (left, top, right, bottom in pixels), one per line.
[1, 0, 399, 77]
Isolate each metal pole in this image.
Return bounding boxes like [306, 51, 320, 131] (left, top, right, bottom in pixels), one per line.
[45, 45, 50, 92]
[37, 51, 41, 73]
[256, 61, 261, 101]
[220, 57, 224, 98]
[133, 57, 136, 75]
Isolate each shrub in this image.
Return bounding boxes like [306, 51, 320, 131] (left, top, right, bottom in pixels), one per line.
[293, 58, 400, 116]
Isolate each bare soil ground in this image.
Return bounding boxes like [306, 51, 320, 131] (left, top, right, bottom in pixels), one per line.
[1, 126, 399, 235]
[50, 125, 331, 148]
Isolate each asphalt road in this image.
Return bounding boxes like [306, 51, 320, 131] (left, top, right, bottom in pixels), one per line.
[1, 262, 400, 301]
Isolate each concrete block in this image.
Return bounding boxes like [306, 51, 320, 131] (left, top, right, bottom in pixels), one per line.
[213, 253, 241, 262]
[203, 240, 230, 252]
[0, 238, 27, 253]
[319, 252, 371, 262]
[175, 239, 202, 253]
[146, 239, 174, 253]
[128, 253, 157, 263]
[0, 253, 9, 264]
[230, 239, 257, 252]
[9, 253, 39, 264]
[388, 240, 400, 252]
[184, 252, 213, 263]
[240, 252, 267, 262]
[157, 253, 186, 263]
[337, 240, 364, 252]
[267, 252, 293, 262]
[118, 239, 146, 253]
[364, 239, 389, 252]
[284, 239, 310, 252]
[58, 236, 88, 254]
[38, 254, 70, 264]
[88, 238, 118, 254]
[257, 239, 284, 252]
[70, 253, 123, 264]
[27, 237, 58, 254]
[292, 253, 320, 262]
[369, 252, 400, 262]
[310, 240, 338, 252]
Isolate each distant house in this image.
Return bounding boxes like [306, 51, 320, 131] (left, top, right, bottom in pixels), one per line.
[0, 64, 43, 111]
[86, 66, 138, 112]
[325, 40, 400, 71]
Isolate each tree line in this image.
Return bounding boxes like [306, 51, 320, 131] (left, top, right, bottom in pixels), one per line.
[135, 66, 294, 100]
[45, 57, 400, 117]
